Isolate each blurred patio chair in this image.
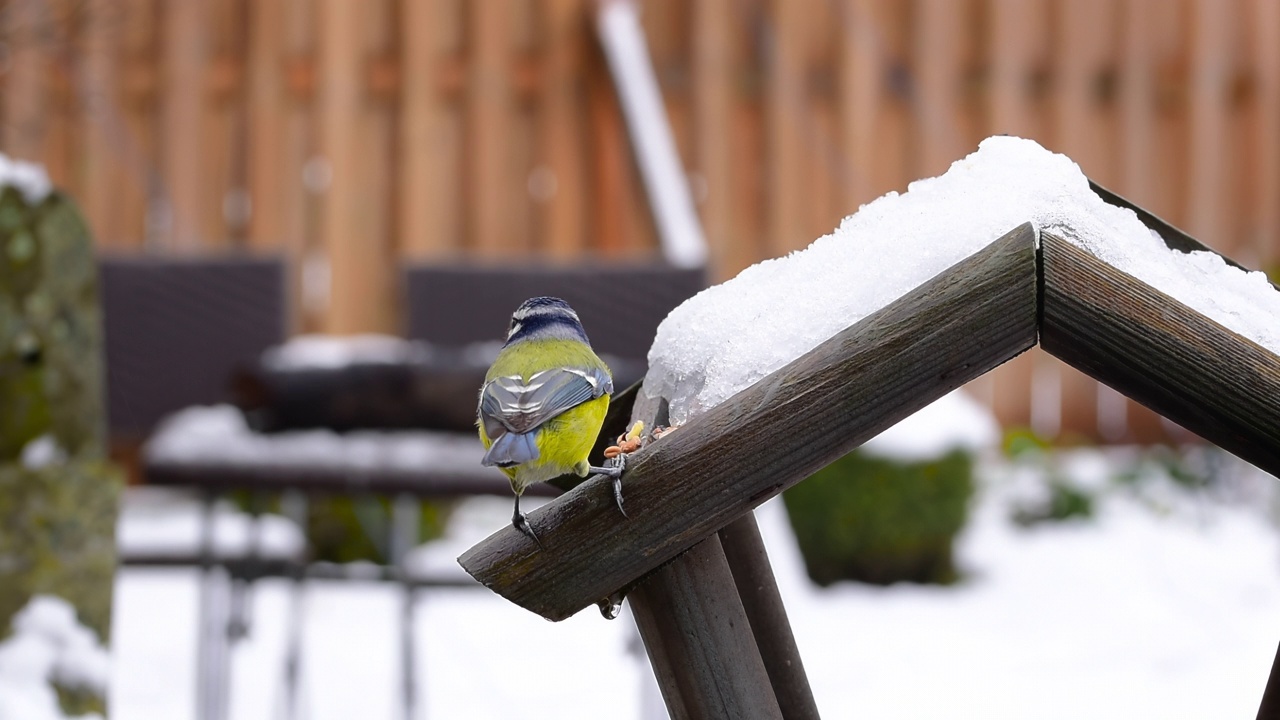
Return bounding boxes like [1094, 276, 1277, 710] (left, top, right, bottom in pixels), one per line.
[99, 254, 297, 720]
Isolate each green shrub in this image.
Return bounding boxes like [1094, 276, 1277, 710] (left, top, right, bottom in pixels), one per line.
[782, 449, 974, 586]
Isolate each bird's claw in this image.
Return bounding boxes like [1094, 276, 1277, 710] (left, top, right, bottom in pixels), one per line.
[513, 510, 543, 549]
[588, 455, 627, 517]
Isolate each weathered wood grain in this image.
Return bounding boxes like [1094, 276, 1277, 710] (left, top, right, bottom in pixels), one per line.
[719, 513, 821, 720]
[458, 223, 1038, 620]
[629, 534, 784, 720]
[1040, 232, 1280, 477]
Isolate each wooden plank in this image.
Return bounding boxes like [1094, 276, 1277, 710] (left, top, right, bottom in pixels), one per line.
[40, 0, 76, 191]
[317, 0, 395, 333]
[629, 534, 784, 720]
[1250, 0, 1280, 270]
[316, 0, 362, 330]
[3, 0, 47, 162]
[536, 0, 586, 259]
[467, 0, 509, 257]
[692, 0, 733, 278]
[724, 2, 764, 279]
[718, 513, 820, 720]
[398, 0, 447, 258]
[161, 0, 208, 249]
[1040, 232, 1280, 476]
[203, 0, 245, 247]
[1187, 0, 1230, 247]
[81, 0, 124, 248]
[459, 223, 1039, 620]
[1118, 0, 1156, 212]
[247, 0, 287, 250]
[118, 0, 159, 250]
[913, 0, 967, 178]
[838, 0, 879, 211]
[766, 0, 806, 256]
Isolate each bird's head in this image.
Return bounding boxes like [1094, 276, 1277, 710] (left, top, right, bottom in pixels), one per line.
[503, 296, 592, 346]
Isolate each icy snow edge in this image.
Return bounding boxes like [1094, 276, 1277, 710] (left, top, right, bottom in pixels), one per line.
[645, 135, 1280, 425]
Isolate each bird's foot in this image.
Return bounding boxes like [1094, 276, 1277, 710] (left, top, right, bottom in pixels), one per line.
[589, 455, 627, 517]
[512, 511, 543, 550]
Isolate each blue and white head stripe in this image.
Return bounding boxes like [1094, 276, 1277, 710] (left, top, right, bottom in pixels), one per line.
[512, 297, 581, 323]
[504, 297, 591, 345]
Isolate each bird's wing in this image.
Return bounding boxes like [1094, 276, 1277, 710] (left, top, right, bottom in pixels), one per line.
[480, 366, 613, 437]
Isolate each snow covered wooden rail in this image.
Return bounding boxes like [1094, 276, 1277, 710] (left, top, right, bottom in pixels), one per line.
[459, 224, 1039, 620]
[460, 199, 1280, 718]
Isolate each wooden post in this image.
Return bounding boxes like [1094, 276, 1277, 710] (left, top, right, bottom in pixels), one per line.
[629, 534, 785, 720]
[1257, 640, 1280, 719]
[718, 513, 821, 720]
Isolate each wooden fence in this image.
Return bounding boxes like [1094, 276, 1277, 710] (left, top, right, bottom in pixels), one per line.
[3, 0, 1277, 443]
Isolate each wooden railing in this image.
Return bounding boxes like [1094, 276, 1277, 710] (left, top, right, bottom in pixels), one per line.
[460, 194, 1280, 718]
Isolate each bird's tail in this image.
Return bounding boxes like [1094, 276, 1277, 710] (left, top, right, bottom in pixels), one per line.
[481, 431, 539, 467]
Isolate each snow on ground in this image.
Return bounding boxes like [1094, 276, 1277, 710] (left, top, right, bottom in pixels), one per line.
[0, 596, 109, 720]
[645, 136, 1280, 425]
[108, 447, 1280, 720]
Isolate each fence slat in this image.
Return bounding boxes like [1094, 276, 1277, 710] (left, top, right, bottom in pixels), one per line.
[161, 0, 206, 249]
[839, 0, 879, 210]
[247, 0, 286, 251]
[914, 0, 966, 177]
[766, 0, 806, 256]
[460, 223, 1038, 621]
[4, 0, 48, 163]
[467, 0, 509, 257]
[538, 0, 587, 258]
[81, 0, 123, 248]
[317, 0, 380, 331]
[692, 0, 732, 278]
[1251, 0, 1280, 270]
[1187, 0, 1231, 247]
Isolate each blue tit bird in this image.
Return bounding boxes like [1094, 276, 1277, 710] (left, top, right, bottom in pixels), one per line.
[477, 297, 625, 547]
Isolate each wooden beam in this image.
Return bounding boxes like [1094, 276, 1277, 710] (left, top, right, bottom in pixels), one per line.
[1040, 232, 1280, 476]
[718, 513, 821, 720]
[1257, 638, 1280, 719]
[459, 222, 1039, 620]
[629, 534, 784, 720]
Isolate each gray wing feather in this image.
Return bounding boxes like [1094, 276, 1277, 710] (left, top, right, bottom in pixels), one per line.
[480, 366, 612, 437]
